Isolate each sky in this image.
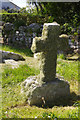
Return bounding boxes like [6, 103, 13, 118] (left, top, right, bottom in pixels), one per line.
[9, 0, 27, 8]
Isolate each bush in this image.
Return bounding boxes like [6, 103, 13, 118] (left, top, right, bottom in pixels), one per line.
[14, 19, 26, 29]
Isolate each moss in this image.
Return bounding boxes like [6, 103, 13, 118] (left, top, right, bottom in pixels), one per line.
[31, 23, 61, 83]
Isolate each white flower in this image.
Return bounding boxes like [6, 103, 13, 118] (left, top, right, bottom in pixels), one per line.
[48, 116, 51, 118]
[5, 111, 7, 114]
[35, 116, 37, 118]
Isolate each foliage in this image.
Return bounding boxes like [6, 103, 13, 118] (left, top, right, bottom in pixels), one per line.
[13, 14, 27, 29]
[2, 2, 80, 36]
[2, 13, 54, 27]
[42, 2, 80, 24]
[61, 22, 79, 35]
[1, 9, 8, 14]
[28, 2, 80, 35]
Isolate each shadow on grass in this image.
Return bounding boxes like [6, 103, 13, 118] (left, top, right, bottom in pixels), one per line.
[69, 92, 80, 106]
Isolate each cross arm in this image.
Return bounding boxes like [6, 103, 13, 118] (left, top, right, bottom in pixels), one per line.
[58, 34, 69, 51]
[31, 37, 45, 53]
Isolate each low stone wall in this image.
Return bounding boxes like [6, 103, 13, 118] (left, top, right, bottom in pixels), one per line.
[2, 22, 79, 55]
[2, 23, 43, 48]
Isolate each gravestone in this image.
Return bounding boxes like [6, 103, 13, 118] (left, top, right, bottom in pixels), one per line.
[21, 22, 70, 106]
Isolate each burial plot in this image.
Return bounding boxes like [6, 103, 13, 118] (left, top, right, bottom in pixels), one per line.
[21, 22, 70, 106]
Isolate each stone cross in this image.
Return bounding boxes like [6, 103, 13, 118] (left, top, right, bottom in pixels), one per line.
[21, 22, 70, 106]
[31, 22, 64, 83]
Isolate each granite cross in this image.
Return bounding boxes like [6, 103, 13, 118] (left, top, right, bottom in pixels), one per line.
[31, 22, 68, 83]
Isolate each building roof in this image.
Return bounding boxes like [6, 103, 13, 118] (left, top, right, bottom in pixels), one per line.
[0, 0, 21, 10]
[9, 0, 21, 9]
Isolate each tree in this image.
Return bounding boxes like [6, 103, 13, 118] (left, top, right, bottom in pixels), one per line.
[42, 2, 80, 25]
[28, 2, 80, 25]
[28, 2, 44, 14]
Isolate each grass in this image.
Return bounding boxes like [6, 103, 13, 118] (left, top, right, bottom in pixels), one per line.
[2, 61, 79, 119]
[2, 64, 39, 87]
[57, 57, 78, 94]
[2, 105, 78, 118]
[0, 44, 33, 57]
[1, 45, 79, 119]
[57, 59, 78, 81]
[57, 53, 66, 60]
[2, 64, 39, 118]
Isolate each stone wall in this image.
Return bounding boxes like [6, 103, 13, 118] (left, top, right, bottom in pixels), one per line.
[2, 23, 43, 48]
[2, 22, 78, 55]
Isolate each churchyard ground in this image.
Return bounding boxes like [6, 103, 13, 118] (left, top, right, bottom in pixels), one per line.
[0, 44, 79, 119]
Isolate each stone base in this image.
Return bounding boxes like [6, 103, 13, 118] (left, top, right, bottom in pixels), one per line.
[21, 76, 70, 106]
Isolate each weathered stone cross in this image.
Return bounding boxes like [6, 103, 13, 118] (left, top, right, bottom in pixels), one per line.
[31, 22, 68, 83]
[21, 22, 70, 106]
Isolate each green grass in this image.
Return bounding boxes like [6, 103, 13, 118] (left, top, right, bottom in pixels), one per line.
[57, 60, 78, 82]
[57, 59, 78, 94]
[0, 44, 33, 57]
[2, 104, 78, 118]
[57, 53, 66, 60]
[1, 45, 79, 119]
[2, 64, 39, 87]
[41, 108, 78, 118]
[2, 64, 40, 118]
[2, 59, 79, 119]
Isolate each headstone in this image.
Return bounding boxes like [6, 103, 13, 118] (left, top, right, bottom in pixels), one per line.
[21, 22, 70, 106]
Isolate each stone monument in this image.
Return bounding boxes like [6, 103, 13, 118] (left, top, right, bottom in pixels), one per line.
[21, 22, 70, 106]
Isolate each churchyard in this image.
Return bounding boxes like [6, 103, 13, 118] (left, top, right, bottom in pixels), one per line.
[0, 43, 79, 118]
[0, 2, 80, 119]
